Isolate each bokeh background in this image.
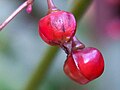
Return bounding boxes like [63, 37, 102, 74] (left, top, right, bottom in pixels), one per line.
[0, 0, 120, 90]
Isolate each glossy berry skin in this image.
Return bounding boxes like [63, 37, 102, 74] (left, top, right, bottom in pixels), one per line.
[64, 47, 104, 85]
[38, 11, 76, 45]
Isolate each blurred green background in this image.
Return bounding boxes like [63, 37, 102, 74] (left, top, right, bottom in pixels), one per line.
[0, 0, 120, 90]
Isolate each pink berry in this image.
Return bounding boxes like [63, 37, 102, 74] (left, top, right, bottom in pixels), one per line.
[38, 10, 76, 45]
[64, 47, 104, 84]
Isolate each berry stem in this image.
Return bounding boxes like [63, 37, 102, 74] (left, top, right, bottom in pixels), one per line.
[47, 0, 58, 13]
[72, 36, 85, 51]
[60, 41, 72, 54]
[27, 0, 34, 4]
[0, 0, 34, 31]
[60, 36, 85, 55]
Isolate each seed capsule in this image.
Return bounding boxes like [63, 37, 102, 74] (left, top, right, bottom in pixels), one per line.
[38, 10, 76, 45]
[64, 47, 104, 84]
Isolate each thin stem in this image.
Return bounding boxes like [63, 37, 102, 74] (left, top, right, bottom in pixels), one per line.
[47, 0, 58, 13]
[60, 41, 72, 54]
[47, 0, 56, 9]
[72, 36, 85, 51]
[27, 0, 34, 4]
[0, 0, 34, 31]
[60, 36, 85, 55]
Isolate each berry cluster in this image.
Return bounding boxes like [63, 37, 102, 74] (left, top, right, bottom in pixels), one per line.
[38, 0, 104, 85]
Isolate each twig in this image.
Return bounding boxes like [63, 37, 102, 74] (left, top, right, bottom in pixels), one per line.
[0, 0, 34, 31]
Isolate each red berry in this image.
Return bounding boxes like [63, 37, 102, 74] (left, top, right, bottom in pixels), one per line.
[38, 10, 76, 45]
[64, 47, 104, 84]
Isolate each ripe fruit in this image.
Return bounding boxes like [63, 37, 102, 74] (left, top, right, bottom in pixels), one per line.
[64, 47, 104, 84]
[38, 10, 76, 45]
